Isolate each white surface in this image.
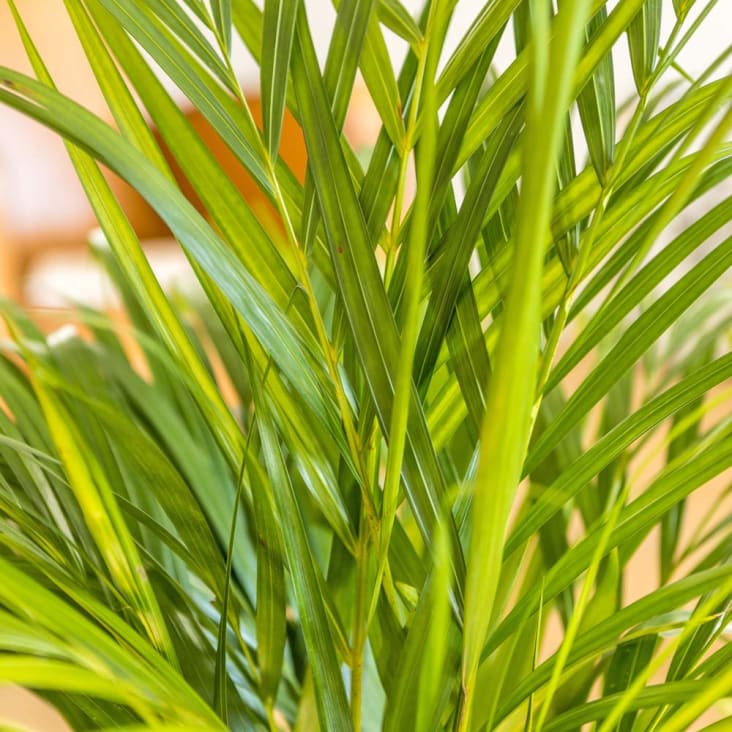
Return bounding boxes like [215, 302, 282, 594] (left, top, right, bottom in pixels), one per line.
[24, 237, 198, 309]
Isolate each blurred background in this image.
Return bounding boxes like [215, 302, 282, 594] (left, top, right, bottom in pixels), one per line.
[0, 0, 730, 729]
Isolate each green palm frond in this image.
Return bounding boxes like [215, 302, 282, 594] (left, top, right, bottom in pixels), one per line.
[0, 0, 731, 730]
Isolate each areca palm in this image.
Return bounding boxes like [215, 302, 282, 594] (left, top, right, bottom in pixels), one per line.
[0, 0, 731, 730]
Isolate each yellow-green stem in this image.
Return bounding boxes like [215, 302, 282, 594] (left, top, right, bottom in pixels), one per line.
[383, 38, 428, 288]
[350, 511, 371, 732]
[366, 28, 435, 630]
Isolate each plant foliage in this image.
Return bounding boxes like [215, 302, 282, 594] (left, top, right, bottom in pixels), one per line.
[0, 0, 731, 730]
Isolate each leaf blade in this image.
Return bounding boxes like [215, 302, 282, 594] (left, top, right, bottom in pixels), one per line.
[261, 0, 298, 157]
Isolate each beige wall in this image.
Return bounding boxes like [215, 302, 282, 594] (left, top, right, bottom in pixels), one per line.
[0, 685, 70, 731]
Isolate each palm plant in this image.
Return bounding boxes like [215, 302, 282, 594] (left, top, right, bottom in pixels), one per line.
[1, 0, 731, 729]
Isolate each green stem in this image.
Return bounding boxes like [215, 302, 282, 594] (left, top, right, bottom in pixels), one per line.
[367, 29, 435, 631]
[350, 512, 371, 732]
[383, 39, 427, 288]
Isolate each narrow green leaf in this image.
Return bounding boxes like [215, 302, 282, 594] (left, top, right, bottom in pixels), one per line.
[554, 116, 581, 275]
[446, 283, 492, 437]
[379, 0, 442, 608]
[383, 530, 458, 732]
[377, 0, 422, 47]
[2, 6, 251, 487]
[415, 515, 453, 732]
[300, 0, 376, 253]
[432, 30, 505, 222]
[0, 657, 159, 710]
[42, 360, 232, 603]
[179, 0, 211, 25]
[262, 0, 298, 157]
[667, 595, 730, 684]
[143, 0, 233, 87]
[576, 3, 615, 182]
[28, 355, 175, 661]
[244, 359, 287, 712]
[530, 233, 732, 470]
[429, 149, 731, 454]
[513, 353, 732, 555]
[4, 4, 177, 663]
[63, 0, 171, 176]
[211, 0, 232, 54]
[458, 0, 646, 171]
[437, 0, 522, 100]
[359, 11, 407, 148]
[495, 567, 732, 724]
[544, 680, 706, 732]
[550, 194, 732, 389]
[601, 635, 658, 732]
[508, 427, 732, 663]
[0, 557, 223, 727]
[672, 0, 688, 18]
[627, 0, 662, 94]
[81, 4, 355, 481]
[414, 105, 522, 387]
[660, 386, 708, 583]
[1, 0, 730, 727]
[93, 0, 269, 191]
[567, 154, 732, 320]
